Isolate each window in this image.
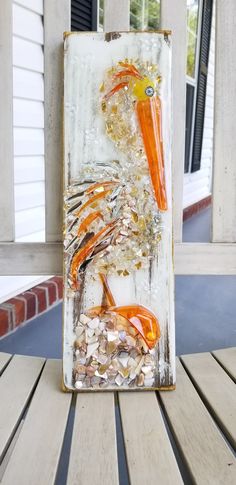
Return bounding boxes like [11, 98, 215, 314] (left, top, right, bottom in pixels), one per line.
[185, 0, 213, 173]
[185, 0, 201, 173]
[130, 0, 160, 30]
[99, 0, 160, 31]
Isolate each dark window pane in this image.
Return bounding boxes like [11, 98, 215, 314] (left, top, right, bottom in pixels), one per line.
[185, 83, 195, 173]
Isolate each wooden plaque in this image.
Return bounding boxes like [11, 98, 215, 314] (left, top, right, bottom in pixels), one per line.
[63, 32, 175, 391]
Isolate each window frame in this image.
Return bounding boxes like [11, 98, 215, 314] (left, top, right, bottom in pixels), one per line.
[185, 0, 204, 174]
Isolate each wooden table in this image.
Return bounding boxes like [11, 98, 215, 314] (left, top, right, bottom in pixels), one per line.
[0, 349, 235, 485]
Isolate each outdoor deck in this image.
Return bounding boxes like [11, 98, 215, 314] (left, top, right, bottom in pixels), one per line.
[0, 349, 235, 485]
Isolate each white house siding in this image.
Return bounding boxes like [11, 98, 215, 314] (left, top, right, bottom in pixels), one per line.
[183, 0, 215, 209]
[13, 0, 45, 241]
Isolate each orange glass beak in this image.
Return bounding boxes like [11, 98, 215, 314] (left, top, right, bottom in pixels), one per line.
[136, 96, 168, 211]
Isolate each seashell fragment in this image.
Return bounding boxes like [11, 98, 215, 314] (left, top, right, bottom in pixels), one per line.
[86, 366, 96, 377]
[118, 367, 130, 379]
[95, 370, 108, 379]
[86, 341, 99, 358]
[107, 331, 119, 342]
[106, 341, 117, 355]
[144, 377, 155, 387]
[75, 380, 83, 389]
[118, 352, 129, 368]
[97, 353, 108, 364]
[137, 373, 144, 387]
[119, 330, 127, 342]
[79, 314, 91, 325]
[126, 335, 136, 347]
[74, 364, 86, 375]
[141, 365, 153, 375]
[75, 326, 84, 338]
[115, 374, 124, 386]
[88, 317, 100, 329]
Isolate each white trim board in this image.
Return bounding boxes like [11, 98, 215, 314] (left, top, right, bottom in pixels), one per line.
[0, 243, 235, 275]
[0, 275, 52, 304]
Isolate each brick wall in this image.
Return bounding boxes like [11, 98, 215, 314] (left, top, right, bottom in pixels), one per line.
[0, 276, 63, 339]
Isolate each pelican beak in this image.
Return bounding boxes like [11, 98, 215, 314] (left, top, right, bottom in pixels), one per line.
[136, 96, 168, 211]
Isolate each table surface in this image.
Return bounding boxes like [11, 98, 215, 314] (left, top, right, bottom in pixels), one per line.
[0, 348, 235, 485]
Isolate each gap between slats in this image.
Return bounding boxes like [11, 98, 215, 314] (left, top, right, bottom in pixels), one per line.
[0, 354, 13, 376]
[0, 358, 46, 470]
[159, 359, 236, 484]
[211, 348, 236, 383]
[180, 355, 236, 458]
[180, 354, 236, 451]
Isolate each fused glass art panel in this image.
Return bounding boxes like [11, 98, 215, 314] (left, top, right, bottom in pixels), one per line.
[63, 31, 175, 391]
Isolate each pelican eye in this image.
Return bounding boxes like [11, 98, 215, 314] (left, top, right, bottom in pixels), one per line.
[145, 86, 154, 97]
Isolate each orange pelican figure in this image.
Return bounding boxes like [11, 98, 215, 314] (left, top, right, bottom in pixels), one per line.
[65, 60, 168, 351]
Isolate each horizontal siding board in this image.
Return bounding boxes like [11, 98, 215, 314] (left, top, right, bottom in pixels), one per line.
[14, 156, 44, 183]
[13, 99, 44, 128]
[15, 207, 45, 238]
[13, 36, 44, 73]
[14, 128, 44, 156]
[13, 3, 43, 44]
[13, 68, 44, 100]
[14, 182, 45, 211]
[14, 0, 43, 15]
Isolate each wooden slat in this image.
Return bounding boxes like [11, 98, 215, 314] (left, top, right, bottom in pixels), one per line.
[0, 242, 63, 275]
[160, 359, 236, 484]
[2, 360, 71, 485]
[119, 392, 183, 485]
[67, 393, 119, 485]
[181, 352, 236, 449]
[212, 347, 236, 382]
[212, 0, 236, 242]
[161, 0, 186, 243]
[104, 0, 130, 31]
[0, 0, 14, 241]
[0, 420, 24, 482]
[0, 353, 12, 374]
[44, 0, 70, 242]
[0, 355, 45, 461]
[1, 242, 236, 275]
[175, 242, 236, 275]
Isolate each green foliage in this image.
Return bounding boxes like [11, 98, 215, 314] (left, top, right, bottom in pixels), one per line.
[130, 0, 160, 31]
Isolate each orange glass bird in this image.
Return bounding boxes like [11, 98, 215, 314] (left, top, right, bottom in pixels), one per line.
[104, 61, 168, 211]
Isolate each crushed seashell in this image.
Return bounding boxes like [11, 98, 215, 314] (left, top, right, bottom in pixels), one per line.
[118, 352, 129, 367]
[144, 377, 155, 387]
[79, 314, 91, 325]
[137, 373, 144, 386]
[119, 330, 126, 342]
[86, 366, 96, 377]
[95, 370, 108, 379]
[88, 317, 100, 329]
[106, 341, 117, 354]
[118, 367, 130, 379]
[86, 341, 99, 358]
[107, 331, 119, 342]
[141, 365, 153, 375]
[74, 364, 86, 374]
[115, 374, 124, 386]
[75, 380, 83, 389]
[126, 335, 136, 347]
[75, 326, 84, 338]
[97, 353, 108, 364]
